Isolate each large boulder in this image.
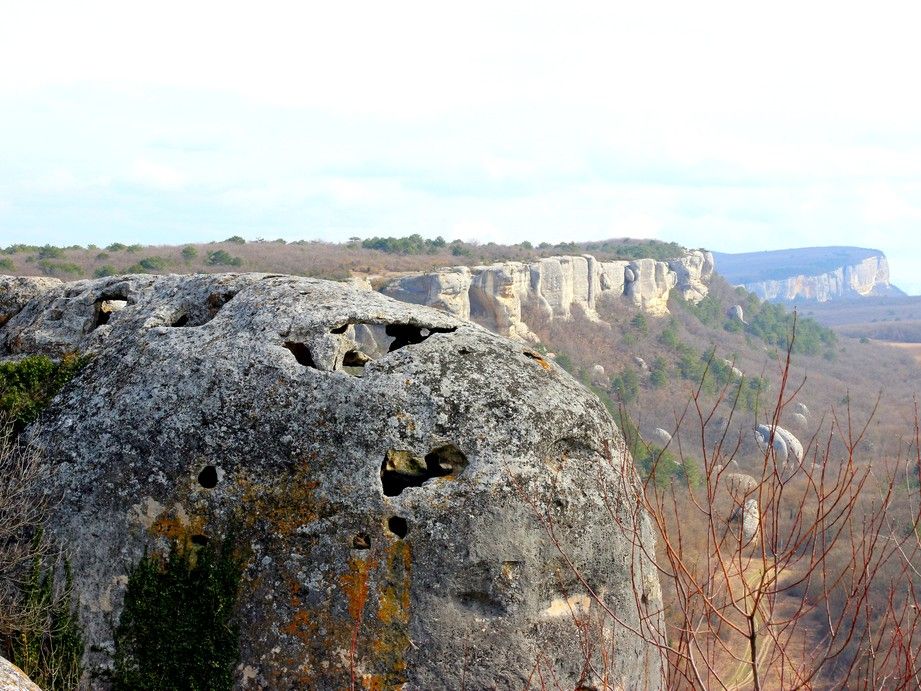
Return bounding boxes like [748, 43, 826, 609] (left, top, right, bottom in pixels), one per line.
[0, 657, 41, 691]
[5, 274, 664, 689]
[0, 275, 62, 328]
[668, 250, 715, 302]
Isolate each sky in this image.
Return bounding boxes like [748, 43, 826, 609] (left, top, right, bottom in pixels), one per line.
[3, 2, 921, 292]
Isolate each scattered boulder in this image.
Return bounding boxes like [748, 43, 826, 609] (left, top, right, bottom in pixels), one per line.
[590, 363, 607, 382]
[727, 304, 747, 325]
[8, 273, 664, 689]
[634, 356, 649, 371]
[773, 426, 804, 463]
[0, 657, 41, 691]
[790, 412, 808, 429]
[754, 424, 789, 463]
[794, 402, 809, 416]
[729, 498, 760, 543]
[652, 428, 672, 446]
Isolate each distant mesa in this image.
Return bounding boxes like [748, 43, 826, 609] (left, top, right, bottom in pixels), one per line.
[713, 246, 904, 303]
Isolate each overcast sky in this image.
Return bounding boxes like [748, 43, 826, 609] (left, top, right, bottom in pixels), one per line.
[3, 2, 921, 292]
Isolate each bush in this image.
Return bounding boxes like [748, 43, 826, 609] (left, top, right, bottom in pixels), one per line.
[37, 261, 81, 277]
[181, 246, 198, 261]
[113, 531, 243, 691]
[362, 234, 447, 255]
[126, 244, 143, 254]
[134, 257, 168, 272]
[0, 354, 88, 431]
[0, 258, 12, 271]
[630, 313, 649, 335]
[37, 245, 63, 260]
[95, 252, 110, 261]
[94, 265, 118, 278]
[224, 236, 246, 245]
[10, 550, 84, 690]
[207, 250, 243, 267]
[107, 243, 127, 252]
[611, 368, 640, 403]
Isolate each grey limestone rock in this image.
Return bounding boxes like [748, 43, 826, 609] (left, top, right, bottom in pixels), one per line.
[3, 273, 664, 690]
[0, 657, 41, 691]
[0, 275, 62, 328]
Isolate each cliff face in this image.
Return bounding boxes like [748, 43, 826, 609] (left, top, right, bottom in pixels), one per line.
[1, 273, 664, 689]
[713, 247, 901, 303]
[382, 250, 714, 341]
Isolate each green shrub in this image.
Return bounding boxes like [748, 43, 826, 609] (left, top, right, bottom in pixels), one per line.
[0, 258, 12, 271]
[206, 251, 243, 267]
[650, 357, 669, 388]
[630, 312, 649, 335]
[0, 354, 87, 431]
[126, 244, 143, 254]
[10, 546, 84, 690]
[181, 246, 198, 261]
[362, 234, 446, 255]
[94, 265, 118, 278]
[224, 236, 246, 245]
[37, 260, 81, 277]
[95, 252, 110, 261]
[107, 243, 127, 252]
[136, 257, 168, 272]
[611, 368, 640, 403]
[113, 531, 243, 691]
[657, 319, 680, 349]
[37, 245, 64, 260]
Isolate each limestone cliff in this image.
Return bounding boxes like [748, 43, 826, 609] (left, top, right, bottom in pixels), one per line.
[382, 250, 714, 340]
[713, 247, 902, 303]
[1, 273, 664, 689]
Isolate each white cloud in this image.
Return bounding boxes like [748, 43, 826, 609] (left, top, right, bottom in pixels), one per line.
[129, 159, 186, 190]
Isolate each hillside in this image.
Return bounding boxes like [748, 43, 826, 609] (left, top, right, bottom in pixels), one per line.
[713, 246, 903, 302]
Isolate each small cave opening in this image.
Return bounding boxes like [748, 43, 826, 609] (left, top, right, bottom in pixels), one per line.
[170, 313, 190, 327]
[330, 324, 348, 334]
[207, 290, 237, 317]
[198, 465, 219, 489]
[385, 324, 456, 352]
[387, 516, 408, 538]
[380, 445, 468, 497]
[190, 534, 210, 547]
[91, 291, 129, 331]
[342, 350, 370, 367]
[284, 341, 317, 368]
[352, 532, 371, 550]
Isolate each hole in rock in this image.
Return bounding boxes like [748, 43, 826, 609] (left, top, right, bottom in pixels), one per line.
[284, 341, 317, 368]
[458, 591, 505, 617]
[385, 324, 456, 352]
[91, 290, 129, 330]
[380, 445, 468, 496]
[170, 313, 190, 327]
[387, 516, 408, 538]
[207, 290, 237, 317]
[342, 350, 370, 367]
[198, 465, 218, 489]
[352, 533, 371, 550]
[190, 534, 210, 546]
[330, 324, 348, 334]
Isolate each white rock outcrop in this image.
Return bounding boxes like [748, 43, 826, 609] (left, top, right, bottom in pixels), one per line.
[381, 251, 713, 341]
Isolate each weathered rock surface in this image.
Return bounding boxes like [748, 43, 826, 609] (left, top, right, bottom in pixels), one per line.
[754, 425, 789, 463]
[729, 498, 760, 544]
[0, 275, 62, 327]
[2, 273, 664, 689]
[0, 657, 41, 691]
[382, 251, 713, 340]
[652, 428, 672, 446]
[727, 304, 747, 324]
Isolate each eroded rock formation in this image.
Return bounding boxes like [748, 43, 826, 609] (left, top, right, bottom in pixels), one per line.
[2, 273, 664, 689]
[0, 657, 41, 691]
[381, 250, 715, 340]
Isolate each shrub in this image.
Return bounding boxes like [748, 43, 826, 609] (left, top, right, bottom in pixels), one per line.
[207, 250, 243, 267]
[611, 368, 640, 403]
[93, 265, 118, 278]
[126, 244, 143, 254]
[113, 531, 243, 691]
[37, 245, 63, 260]
[107, 243, 127, 252]
[95, 252, 110, 261]
[37, 261, 81, 277]
[630, 313, 649, 335]
[0, 354, 87, 431]
[362, 234, 446, 255]
[224, 236, 246, 245]
[9, 549, 84, 690]
[0, 258, 12, 271]
[135, 257, 168, 272]
[181, 246, 198, 261]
